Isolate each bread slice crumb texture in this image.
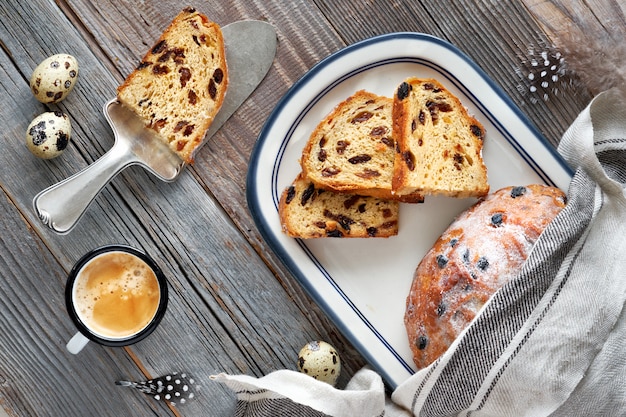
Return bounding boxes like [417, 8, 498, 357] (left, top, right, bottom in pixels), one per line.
[117, 7, 228, 163]
[279, 173, 399, 238]
[301, 90, 423, 203]
[392, 78, 488, 198]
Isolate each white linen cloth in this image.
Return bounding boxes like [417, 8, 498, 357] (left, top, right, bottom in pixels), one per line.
[214, 88, 626, 416]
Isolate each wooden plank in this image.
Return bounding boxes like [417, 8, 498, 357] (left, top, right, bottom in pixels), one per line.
[521, 0, 626, 41]
[0, 6, 195, 416]
[0, 58, 168, 415]
[312, 0, 448, 40]
[0, 1, 365, 416]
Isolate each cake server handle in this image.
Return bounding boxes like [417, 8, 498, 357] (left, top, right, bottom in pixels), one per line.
[33, 140, 138, 235]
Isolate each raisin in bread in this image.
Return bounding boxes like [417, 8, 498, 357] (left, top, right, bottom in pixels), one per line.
[301, 90, 423, 203]
[117, 7, 228, 163]
[392, 78, 488, 198]
[279, 173, 399, 238]
[404, 184, 566, 369]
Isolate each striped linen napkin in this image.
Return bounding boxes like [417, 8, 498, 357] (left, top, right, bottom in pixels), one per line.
[215, 88, 626, 416]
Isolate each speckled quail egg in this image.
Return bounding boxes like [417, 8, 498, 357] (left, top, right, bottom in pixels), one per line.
[297, 341, 341, 386]
[30, 54, 79, 104]
[26, 111, 71, 159]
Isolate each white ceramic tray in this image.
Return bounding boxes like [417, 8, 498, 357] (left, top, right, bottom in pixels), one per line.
[246, 33, 573, 389]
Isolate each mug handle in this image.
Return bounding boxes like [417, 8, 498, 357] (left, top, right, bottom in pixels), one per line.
[67, 332, 90, 354]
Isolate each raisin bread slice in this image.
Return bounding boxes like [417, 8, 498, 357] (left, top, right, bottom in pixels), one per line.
[300, 90, 423, 203]
[392, 78, 488, 198]
[279, 173, 399, 238]
[117, 7, 228, 163]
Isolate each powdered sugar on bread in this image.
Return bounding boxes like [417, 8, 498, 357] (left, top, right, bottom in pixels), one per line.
[404, 184, 566, 369]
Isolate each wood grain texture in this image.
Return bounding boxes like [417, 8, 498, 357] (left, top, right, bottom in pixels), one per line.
[0, 0, 620, 416]
[0, 1, 363, 416]
[522, 0, 626, 41]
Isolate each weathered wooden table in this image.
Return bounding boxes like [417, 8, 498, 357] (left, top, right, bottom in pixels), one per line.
[0, 1, 621, 415]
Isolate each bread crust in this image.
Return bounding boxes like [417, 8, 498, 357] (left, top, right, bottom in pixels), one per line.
[404, 184, 566, 369]
[392, 78, 488, 198]
[117, 7, 228, 163]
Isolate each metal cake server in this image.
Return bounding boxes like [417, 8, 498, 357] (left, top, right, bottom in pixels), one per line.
[33, 20, 277, 234]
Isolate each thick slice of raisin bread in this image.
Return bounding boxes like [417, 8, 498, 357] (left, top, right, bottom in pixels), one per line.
[279, 173, 399, 238]
[392, 78, 488, 198]
[300, 90, 424, 203]
[117, 7, 228, 163]
[404, 184, 566, 369]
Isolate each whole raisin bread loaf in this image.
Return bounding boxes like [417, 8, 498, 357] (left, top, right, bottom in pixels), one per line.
[392, 78, 488, 198]
[404, 184, 566, 369]
[117, 7, 227, 163]
[279, 173, 400, 238]
[301, 90, 423, 203]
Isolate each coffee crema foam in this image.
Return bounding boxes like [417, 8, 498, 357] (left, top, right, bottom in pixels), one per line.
[73, 251, 160, 339]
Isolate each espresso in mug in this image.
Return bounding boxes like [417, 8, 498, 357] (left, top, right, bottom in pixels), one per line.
[73, 251, 161, 339]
